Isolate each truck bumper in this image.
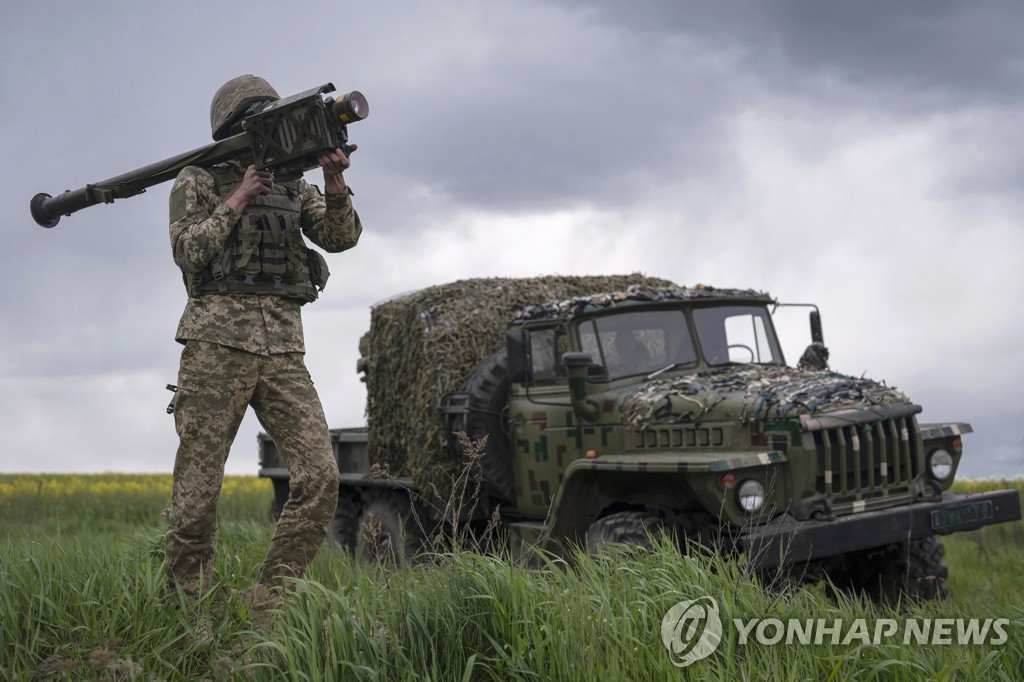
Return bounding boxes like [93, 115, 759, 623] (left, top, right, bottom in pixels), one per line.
[739, 489, 1021, 569]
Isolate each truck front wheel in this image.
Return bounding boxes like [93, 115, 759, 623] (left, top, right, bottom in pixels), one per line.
[831, 536, 949, 603]
[586, 511, 665, 553]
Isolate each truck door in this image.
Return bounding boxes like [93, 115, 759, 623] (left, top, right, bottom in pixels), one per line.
[508, 325, 577, 517]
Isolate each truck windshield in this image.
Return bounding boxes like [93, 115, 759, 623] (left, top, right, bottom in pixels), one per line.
[578, 309, 698, 380]
[691, 305, 783, 366]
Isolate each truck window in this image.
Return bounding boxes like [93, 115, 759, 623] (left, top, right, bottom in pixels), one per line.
[529, 327, 565, 384]
[692, 305, 782, 366]
[578, 320, 604, 370]
[577, 310, 696, 380]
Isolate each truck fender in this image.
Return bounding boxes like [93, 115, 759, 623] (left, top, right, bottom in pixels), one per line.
[543, 451, 787, 554]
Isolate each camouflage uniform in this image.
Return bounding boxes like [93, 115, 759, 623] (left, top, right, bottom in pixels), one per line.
[163, 158, 361, 596]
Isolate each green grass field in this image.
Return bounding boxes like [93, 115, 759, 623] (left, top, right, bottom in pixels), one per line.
[1, 474, 1022, 680]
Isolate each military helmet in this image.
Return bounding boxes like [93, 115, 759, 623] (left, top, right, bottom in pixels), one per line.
[209, 74, 280, 141]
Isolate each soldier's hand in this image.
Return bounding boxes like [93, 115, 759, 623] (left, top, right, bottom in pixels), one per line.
[320, 148, 352, 194]
[238, 165, 274, 199]
[225, 165, 274, 213]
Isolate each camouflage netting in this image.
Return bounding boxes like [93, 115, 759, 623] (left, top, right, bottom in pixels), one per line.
[360, 274, 674, 502]
[515, 283, 767, 321]
[621, 366, 912, 430]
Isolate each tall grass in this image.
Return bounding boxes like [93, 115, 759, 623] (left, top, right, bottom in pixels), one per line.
[1, 475, 1022, 680]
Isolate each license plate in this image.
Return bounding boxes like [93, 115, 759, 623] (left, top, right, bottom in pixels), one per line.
[931, 500, 994, 532]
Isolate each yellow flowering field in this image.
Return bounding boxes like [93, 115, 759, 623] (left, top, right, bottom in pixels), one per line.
[2, 473, 1015, 532]
[0, 473, 271, 528]
[1, 472, 1018, 530]
[952, 476, 1024, 496]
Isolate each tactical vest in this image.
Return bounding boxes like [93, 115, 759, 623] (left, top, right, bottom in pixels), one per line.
[188, 165, 330, 303]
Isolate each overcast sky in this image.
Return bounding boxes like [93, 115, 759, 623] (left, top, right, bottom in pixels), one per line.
[2, 0, 1022, 478]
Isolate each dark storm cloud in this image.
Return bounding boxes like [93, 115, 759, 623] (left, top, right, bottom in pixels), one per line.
[360, 0, 1024, 223]
[568, 0, 1024, 107]
[349, 2, 748, 217]
[387, 66, 735, 212]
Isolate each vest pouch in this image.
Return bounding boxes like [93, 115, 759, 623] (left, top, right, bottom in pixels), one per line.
[308, 250, 331, 291]
[258, 214, 289, 278]
[214, 244, 234, 279]
[235, 217, 261, 276]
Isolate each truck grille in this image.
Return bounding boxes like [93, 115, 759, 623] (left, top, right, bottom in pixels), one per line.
[633, 425, 725, 450]
[813, 416, 921, 501]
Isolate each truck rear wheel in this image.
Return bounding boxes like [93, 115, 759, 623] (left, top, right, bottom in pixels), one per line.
[831, 536, 949, 603]
[328, 485, 360, 552]
[356, 491, 427, 564]
[269, 478, 289, 523]
[586, 511, 665, 553]
[458, 350, 515, 504]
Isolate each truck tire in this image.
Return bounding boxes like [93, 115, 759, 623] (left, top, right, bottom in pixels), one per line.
[832, 536, 949, 603]
[328, 485, 360, 552]
[458, 350, 515, 504]
[356, 490, 427, 564]
[269, 478, 289, 523]
[586, 511, 665, 553]
[876, 536, 949, 602]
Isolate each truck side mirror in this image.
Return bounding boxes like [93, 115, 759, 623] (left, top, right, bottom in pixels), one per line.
[800, 310, 830, 370]
[562, 352, 600, 422]
[562, 352, 593, 370]
[810, 310, 824, 345]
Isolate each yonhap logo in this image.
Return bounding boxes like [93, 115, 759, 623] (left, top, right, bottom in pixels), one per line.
[658, 595, 1010, 669]
[660, 596, 723, 667]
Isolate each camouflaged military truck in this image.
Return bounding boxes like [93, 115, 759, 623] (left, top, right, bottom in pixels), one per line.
[259, 275, 1021, 600]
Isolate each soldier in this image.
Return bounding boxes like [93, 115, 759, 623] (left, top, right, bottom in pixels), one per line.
[162, 74, 363, 603]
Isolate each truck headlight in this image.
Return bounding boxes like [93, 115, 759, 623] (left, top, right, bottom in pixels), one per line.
[928, 449, 954, 481]
[737, 479, 766, 513]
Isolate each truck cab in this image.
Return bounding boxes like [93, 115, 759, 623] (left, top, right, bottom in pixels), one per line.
[506, 291, 784, 518]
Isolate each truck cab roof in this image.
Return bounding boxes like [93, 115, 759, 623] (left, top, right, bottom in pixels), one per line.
[512, 284, 774, 323]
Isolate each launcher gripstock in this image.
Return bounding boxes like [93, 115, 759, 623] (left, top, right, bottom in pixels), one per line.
[30, 83, 368, 228]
